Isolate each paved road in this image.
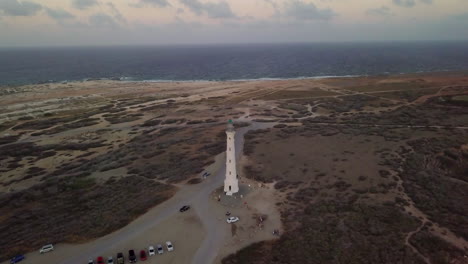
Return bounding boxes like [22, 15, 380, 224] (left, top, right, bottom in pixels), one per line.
[191, 124, 253, 264]
[52, 123, 258, 264]
[0, 122, 270, 264]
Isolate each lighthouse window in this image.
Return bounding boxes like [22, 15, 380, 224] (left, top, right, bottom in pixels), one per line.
[229, 171, 231, 175]
[229, 159, 231, 163]
[229, 137, 231, 140]
[229, 148, 231, 151]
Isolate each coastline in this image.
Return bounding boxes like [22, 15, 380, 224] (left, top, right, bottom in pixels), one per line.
[1, 69, 468, 88]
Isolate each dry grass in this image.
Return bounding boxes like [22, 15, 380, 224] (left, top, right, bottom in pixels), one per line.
[346, 82, 435, 92]
[375, 88, 441, 102]
[453, 95, 468, 102]
[257, 89, 339, 100]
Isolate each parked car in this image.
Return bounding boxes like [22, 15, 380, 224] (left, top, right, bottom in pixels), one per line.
[166, 241, 174, 252]
[179, 205, 190, 212]
[10, 255, 25, 264]
[39, 244, 54, 254]
[227, 216, 240, 223]
[97, 257, 105, 264]
[88, 259, 94, 264]
[148, 246, 155, 256]
[116, 252, 124, 264]
[107, 256, 114, 264]
[157, 244, 164, 255]
[139, 250, 147, 261]
[128, 250, 137, 263]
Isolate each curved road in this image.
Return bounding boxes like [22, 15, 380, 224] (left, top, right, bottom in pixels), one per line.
[191, 124, 254, 264]
[48, 123, 257, 264]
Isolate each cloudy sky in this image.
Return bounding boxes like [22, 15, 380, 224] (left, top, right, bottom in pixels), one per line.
[0, 0, 467, 46]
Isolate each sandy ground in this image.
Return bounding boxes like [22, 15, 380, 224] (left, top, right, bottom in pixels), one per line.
[191, 122, 282, 264]
[9, 209, 204, 264]
[1, 121, 282, 264]
[213, 180, 283, 263]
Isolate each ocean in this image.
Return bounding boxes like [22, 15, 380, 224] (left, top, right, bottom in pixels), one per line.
[1, 42, 468, 86]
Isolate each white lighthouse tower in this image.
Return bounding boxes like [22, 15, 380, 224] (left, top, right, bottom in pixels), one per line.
[224, 119, 239, 196]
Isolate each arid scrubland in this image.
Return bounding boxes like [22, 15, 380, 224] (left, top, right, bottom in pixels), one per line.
[0, 72, 467, 263]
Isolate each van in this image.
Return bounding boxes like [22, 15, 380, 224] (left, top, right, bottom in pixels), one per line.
[39, 244, 54, 254]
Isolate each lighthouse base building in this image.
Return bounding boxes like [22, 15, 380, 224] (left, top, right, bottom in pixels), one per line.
[224, 120, 239, 196]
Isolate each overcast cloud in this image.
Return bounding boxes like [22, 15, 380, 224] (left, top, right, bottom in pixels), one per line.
[0, 0, 42, 16]
[283, 1, 335, 20]
[0, 0, 466, 46]
[393, 0, 434, 8]
[366, 6, 393, 17]
[89, 13, 119, 28]
[131, 0, 171, 8]
[72, 0, 98, 10]
[180, 0, 237, 18]
[107, 2, 127, 24]
[46, 8, 75, 21]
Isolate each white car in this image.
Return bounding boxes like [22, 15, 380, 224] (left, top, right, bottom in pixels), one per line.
[166, 241, 174, 252]
[227, 216, 239, 223]
[107, 257, 114, 264]
[148, 246, 156, 256]
[157, 244, 164, 254]
[39, 244, 54, 254]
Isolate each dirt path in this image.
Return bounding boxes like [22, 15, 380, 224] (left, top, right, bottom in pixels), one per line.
[405, 220, 431, 264]
[1, 122, 268, 264]
[412, 86, 468, 104]
[251, 119, 468, 130]
[392, 151, 468, 263]
[192, 121, 276, 264]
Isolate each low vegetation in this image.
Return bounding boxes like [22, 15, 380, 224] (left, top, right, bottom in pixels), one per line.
[223, 201, 425, 264]
[401, 138, 468, 240]
[1, 74, 467, 264]
[410, 230, 467, 263]
[224, 96, 468, 263]
[0, 176, 175, 261]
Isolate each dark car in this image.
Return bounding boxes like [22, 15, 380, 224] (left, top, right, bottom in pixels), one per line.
[128, 250, 137, 263]
[116, 252, 124, 264]
[179, 205, 190, 212]
[157, 245, 164, 255]
[10, 255, 25, 264]
[139, 250, 147, 261]
[97, 257, 105, 264]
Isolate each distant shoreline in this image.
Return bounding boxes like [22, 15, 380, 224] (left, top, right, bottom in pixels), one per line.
[2, 70, 468, 88]
[1, 42, 468, 87]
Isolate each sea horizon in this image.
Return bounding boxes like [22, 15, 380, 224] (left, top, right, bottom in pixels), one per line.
[1, 39, 468, 49]
[1, 41, 468, 86]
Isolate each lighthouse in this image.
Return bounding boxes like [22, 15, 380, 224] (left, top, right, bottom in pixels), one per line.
[224, 119, 239, 196]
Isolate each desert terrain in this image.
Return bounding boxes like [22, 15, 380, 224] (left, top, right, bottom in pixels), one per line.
[1, 72, 467, 264]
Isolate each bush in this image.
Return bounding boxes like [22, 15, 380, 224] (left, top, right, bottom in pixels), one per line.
[0, 176, 175, 261]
